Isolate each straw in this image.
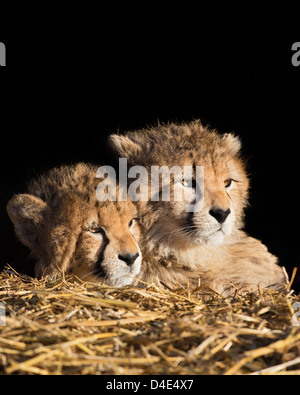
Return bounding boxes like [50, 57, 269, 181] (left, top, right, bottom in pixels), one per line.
[0, 268, 299, 375]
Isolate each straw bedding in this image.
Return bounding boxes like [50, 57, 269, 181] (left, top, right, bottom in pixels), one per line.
[0, 267, 299, 375]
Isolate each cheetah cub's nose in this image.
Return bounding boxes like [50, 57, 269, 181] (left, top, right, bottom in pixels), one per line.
[118, 253, 140, 266]
[209, 207, 231, 224]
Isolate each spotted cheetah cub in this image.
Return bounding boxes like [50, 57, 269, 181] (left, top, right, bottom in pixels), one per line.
[110, 120, 286, 295]
[7, 163, 142, 287]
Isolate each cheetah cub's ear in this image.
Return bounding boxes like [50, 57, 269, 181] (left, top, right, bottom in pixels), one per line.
[7, 194, 47, 249]
[109, 133, 144, 162]
[221, 133, 242, 155]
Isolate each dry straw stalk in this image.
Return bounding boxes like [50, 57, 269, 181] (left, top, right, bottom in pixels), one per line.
[0, 268, 299, 375]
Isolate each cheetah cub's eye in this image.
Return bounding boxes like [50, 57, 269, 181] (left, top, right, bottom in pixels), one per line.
[224, 179, 233, 189]
[85, 226, 105, 235]
[225, 178, 241, 190]
[181, 178, 196, 189]
[129, 218, 139, 228]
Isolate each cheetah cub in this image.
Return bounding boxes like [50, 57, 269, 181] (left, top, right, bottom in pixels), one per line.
[110, 120, 286, 295]
[7, 163, 142, 287]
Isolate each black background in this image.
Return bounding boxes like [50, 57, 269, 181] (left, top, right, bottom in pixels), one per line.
[0, 5, 299, 290]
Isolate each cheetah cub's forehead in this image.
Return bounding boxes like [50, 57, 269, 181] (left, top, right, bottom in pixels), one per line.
[109, 120, 243, 166]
